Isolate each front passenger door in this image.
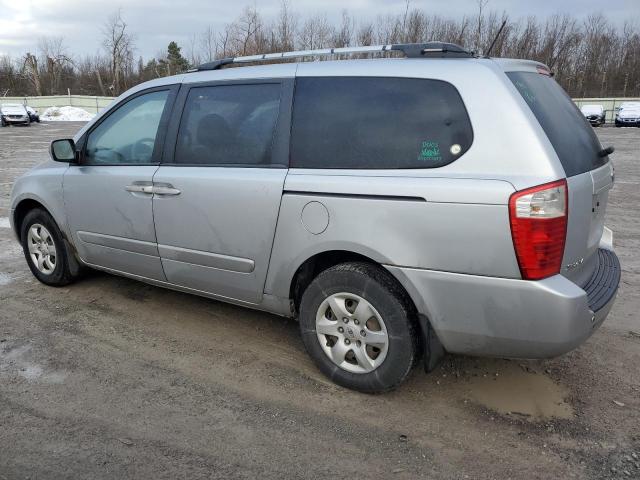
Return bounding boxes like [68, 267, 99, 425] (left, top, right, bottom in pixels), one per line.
[64, 86, 177, 280]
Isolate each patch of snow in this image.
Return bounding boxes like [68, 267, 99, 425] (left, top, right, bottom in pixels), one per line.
[20, 364, 43, 380]
[40, 106, 94, 122]
[0, 343, 67, 384]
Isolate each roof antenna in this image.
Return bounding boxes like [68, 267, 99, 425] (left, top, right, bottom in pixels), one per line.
[485, 19, 507, 57]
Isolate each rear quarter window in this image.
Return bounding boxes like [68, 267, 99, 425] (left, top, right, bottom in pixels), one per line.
[507, 71, 606, 177]
[290, 77, 473, 169]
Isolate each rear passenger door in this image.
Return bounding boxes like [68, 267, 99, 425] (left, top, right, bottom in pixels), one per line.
[152, 79, 293, 303]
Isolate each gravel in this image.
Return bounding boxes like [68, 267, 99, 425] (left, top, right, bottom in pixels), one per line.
[0, 122, 638, 479]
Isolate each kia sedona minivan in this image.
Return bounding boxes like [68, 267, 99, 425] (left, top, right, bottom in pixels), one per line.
[10, 43, 620, 392]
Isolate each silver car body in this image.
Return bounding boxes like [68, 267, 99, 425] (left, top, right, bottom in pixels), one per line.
[10, 56, 619, 359]
[1, 103, 30, 124]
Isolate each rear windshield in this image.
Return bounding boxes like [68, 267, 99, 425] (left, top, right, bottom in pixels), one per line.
[507, 71, 606, 177]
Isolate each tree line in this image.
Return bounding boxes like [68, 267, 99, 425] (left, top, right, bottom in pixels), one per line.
[1, 2, 639, 99]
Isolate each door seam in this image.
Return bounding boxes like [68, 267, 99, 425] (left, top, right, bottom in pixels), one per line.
[150, 165, 169, 281]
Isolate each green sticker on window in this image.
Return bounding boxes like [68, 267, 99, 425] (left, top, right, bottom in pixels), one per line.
[418, 140, 441, 162]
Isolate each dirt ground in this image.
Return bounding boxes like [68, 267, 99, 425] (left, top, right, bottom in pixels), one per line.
[0, 122, 638, 480]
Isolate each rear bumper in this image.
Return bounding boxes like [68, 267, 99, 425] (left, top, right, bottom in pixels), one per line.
[386, 247, 620, 359]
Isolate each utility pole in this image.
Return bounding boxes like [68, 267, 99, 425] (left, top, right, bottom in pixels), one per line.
[623, 72, 629, 98]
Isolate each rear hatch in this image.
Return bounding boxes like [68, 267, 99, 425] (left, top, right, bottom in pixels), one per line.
[506, 70, 614, 286]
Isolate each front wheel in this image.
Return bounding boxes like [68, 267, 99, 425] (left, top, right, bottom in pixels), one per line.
[299, 262, 420, 393]
[20, 209, 77, 286]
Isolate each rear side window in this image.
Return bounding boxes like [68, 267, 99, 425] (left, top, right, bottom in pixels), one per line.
[290, 77, 473, 169]
[507, 72, 606, 177]
[175, 84, 281, 166]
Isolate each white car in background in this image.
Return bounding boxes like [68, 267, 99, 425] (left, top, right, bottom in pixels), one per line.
[615, 102, 640, 127]
[0, 103, 31, 126]
[580, 104, 605, 126]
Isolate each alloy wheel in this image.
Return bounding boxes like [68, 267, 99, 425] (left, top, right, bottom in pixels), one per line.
[27, 224, 57, 275]
[315, 292, 389, 374]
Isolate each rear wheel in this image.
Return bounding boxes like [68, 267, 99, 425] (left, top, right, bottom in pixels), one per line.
[299, 262, 419, 393]
[20, 209, 76, 286]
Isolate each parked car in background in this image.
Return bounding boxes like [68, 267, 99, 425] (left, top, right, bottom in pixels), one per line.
[617, 101, 640, 110]
[0, 104, 30, 126]
[26, 106, 40, 123]
[615, 102, 640, 127]
[9, 43, 621, 393]
[580, 104, 605, 126]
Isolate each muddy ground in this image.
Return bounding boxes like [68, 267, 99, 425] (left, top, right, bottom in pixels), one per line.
[0, 122, 638, 479]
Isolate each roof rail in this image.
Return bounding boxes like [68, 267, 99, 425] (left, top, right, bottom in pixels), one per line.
[192, 42, 473, 72]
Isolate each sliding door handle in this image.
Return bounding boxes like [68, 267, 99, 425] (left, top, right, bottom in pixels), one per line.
[152, 185, 181, 196]
[125, 184, 153, 194]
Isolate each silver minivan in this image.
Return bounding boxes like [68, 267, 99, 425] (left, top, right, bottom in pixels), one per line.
[10, 43, 620, 392]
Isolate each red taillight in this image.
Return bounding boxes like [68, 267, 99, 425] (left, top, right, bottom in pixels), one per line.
[509, 179, 568, 280]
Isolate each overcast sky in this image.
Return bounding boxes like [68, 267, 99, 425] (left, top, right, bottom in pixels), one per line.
[1, 0, 638, 59]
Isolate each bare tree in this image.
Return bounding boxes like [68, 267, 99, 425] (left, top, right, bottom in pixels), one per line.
[217, 24, 233, 58]
[376, 14, 403, 44]
[357, 22, 375, 46]
[275, 0, 297, 51]
[332, 10, 353, 48]
[299, 14, 333, 50]
[2, 5, 640, 98]
[23, 53, 43, 96]
[38, 36, 73, 95]
[102, 9, 135, 95]
[231, 6, 263, 56]
[404, 9, 426, 43]
[186, 33, 201, 67]
[199, 26, 217, 62]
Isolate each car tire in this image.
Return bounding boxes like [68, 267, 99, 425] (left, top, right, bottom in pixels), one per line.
[299, 262, 420, 393]
[20, 209, 77, 287]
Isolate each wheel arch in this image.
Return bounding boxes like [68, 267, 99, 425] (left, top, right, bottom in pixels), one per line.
[12, 198, 50, 242]
[288, 249, 421, 321]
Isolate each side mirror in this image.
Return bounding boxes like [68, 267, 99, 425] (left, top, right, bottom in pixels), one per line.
[50, 139, 77, 163]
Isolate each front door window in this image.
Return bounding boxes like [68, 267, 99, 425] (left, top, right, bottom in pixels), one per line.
[85, 90, 169, 164]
